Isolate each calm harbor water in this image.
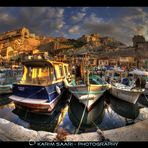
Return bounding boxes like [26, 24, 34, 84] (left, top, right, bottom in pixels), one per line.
[0, 93, 148, 134]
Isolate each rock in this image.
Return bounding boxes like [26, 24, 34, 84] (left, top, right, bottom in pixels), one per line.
[0, 118, 37, 141]
[66, 132, 100, 141]
[0, 118, 148, 141]
[36, 131, 57, 141]
[104, 119, 148, 141]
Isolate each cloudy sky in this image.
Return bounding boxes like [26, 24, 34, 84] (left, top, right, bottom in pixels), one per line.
[0, 7, 148, 45]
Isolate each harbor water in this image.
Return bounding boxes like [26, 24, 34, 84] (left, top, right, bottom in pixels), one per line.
[0, 93, 148, 134]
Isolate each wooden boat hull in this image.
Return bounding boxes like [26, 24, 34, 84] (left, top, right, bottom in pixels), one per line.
[9, 82, 65, 113]
[68, 85, 106, 110]
[68, 95, 105, 130]
[109, 85, 143, 104]
[9, 94, 62, 113]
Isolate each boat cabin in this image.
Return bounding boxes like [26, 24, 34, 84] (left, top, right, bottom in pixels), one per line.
[20, 59, 69, 86]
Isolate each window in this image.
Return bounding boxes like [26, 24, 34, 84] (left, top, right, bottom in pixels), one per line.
[23, 66, 54, 85]
[59, 65, 63, 77]
[64, 65, 68, 76]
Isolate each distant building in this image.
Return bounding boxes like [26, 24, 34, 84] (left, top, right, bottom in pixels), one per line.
[0, 27, 30, 44]
[78, 33, 100, 43]
[132, 35, 145, 47]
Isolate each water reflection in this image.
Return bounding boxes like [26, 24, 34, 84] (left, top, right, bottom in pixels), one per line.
[0, 94, 12, 106]
[12, 99, 69, 132]
[67, 95, 105, 132]
[138, 94, 148, 107]
[0, 93, 148, 134]
[108, 94, 140, 119]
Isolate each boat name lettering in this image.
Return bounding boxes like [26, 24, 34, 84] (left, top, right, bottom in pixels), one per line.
[18, 86, 25, 91]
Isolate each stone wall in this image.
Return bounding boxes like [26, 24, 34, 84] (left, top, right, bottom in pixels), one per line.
[0, 118, 148, 141]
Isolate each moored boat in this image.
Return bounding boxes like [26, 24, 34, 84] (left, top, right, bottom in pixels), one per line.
[129, 69, 148, 95]
[65, 73, 110, 111]
[0, 68, 20, 95]
[109, 83, 144, 104]
[68, 94, 105, 130]
[9, 55, 70, 113]
[64, 67, 110, 129]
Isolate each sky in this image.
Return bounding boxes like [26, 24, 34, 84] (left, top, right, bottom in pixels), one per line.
[0, 7, 148, 45]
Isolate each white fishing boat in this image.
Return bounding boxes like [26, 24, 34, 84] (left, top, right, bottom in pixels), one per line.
[109, 82, 144, 104]
[64, 69, 110, 129]
[65, 73, 110, 110]
[129, 69, 148, 95]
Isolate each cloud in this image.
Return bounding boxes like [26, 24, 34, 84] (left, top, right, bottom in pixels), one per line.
[84, 13, 104, 24]
[0, 11, 18, 32]
[0, 7, 148, 45]
[81, 7, 89, 12]
[72, 8, 148, 45]
[71, 12, 86, 22]
[0, 7, 66, 36]
[119, 7, 148, 42]
[68, 25, 80, 34]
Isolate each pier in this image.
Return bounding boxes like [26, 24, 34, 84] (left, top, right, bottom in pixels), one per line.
[0, 117, 148, 141]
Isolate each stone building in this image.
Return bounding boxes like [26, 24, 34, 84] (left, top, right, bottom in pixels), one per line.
[98, 58, 109, 66]
[0, 27, 30, 44]
[132, 35, 145, 47]
[78, 33, 100, 43]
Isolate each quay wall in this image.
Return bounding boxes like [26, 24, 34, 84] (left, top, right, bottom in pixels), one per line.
[0, 118, 148, 141]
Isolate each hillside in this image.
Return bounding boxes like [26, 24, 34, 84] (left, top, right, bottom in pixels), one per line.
[38, 33, 127, 56]
[0, 27, 127, 61]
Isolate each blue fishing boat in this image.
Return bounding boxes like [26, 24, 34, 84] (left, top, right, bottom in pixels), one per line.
[9, 56, 69, 113]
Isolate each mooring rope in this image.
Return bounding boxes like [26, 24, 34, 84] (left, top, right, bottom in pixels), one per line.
[74, 70, 90, 134]
[91, 120, 110, 141]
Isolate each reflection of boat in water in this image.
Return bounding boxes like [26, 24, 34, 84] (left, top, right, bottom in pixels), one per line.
[64, 66, 110, 130]
[64, 64, 110, 130]
[0, 67, 22, 94]
[138, 94, 148, 107]
[109, 94, 139, 119]
[12, 100, 68, 132]
[109, 82, 144, 104]
[68, 95, 105, 130]
[9, 55, 70, 113]
[0, 94, 12, 105]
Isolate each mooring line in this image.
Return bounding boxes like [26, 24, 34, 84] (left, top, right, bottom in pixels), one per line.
[74, 70, 90, 134]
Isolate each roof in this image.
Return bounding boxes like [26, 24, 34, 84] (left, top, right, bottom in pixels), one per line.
[22, 59, 68, 67]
